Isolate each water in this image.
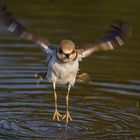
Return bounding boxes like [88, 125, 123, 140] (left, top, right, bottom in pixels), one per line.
[0, 0, 140, 139]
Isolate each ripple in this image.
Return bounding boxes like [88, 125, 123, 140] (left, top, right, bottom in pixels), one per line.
[91, 81, 140, 98]
[0, 3, 140, 139]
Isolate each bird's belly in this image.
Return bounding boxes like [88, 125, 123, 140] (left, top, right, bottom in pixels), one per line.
[47, 61, 79, 85]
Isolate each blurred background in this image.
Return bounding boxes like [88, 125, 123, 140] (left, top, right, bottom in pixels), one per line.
[0, 0, 140, 139]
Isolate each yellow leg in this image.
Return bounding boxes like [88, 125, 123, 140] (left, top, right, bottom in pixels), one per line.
[62, 84, 73, 124]
[52, 83, 62, 121]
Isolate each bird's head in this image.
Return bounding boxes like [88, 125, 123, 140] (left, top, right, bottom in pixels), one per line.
[57, 40, 77, 63]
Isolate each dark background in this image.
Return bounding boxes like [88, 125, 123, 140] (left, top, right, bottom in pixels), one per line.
[0, 0, 140, 139]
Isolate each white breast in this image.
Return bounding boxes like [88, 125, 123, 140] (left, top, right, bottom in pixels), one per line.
[46, 52, 79, 85]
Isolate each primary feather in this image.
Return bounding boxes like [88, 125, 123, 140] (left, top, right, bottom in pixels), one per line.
[78, 20, 132, 58]
[0, 4, 50, 48]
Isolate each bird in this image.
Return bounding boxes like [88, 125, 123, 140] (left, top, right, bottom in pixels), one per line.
[0, 4, 131, 124]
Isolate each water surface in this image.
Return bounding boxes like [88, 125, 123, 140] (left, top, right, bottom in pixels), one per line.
[0, 0, 140, 139]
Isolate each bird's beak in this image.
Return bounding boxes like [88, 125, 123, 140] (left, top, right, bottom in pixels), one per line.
[65, 54, 70, 59]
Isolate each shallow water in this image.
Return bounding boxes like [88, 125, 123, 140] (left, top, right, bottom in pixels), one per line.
[0, 0, 140, 139]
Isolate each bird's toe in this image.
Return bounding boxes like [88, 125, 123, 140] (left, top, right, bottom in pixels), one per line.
[62, 111, 73, 124]
[53, 110, 62, 121]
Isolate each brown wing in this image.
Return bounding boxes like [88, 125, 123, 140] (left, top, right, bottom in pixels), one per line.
[78, 20, 132, 58]
[0, 3, 50, 50]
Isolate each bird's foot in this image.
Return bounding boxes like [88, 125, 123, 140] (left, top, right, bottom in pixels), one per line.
[53, 110, 62, 121]
[35, 72, 47, 86]
[76, 72, 90, 83]
[62, 110, 73, 124]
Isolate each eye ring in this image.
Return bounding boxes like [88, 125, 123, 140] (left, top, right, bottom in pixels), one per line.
[59, 49, 63, 54]
[71, 49, 75, 54]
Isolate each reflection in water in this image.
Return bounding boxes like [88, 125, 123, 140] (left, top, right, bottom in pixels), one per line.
[0, 0, 140, 139]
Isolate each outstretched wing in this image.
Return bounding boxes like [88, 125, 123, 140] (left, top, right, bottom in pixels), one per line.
[78, 20, 132, 58]
[0, 4, 51, 52]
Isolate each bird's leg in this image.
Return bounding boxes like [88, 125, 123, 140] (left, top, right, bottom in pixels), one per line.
[52, 83, 62, 121]
[62, 84, 73, 124]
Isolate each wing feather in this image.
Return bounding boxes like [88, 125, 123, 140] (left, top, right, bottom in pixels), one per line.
[78, 20, 132, 58]
[0, 4, 50, 52]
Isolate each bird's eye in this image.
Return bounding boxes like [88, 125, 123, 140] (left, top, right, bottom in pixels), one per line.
[59, 49, 63, 54]
[71, 50, 75, 54]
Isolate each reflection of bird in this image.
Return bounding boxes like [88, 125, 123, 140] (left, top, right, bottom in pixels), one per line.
[0, 4, 131, 124]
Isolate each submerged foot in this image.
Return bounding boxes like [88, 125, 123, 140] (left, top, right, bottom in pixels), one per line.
[62, 111, 73, 124]
[53, 110, 62, 121]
